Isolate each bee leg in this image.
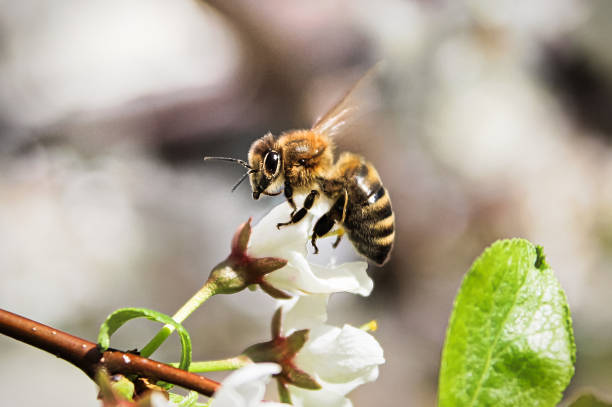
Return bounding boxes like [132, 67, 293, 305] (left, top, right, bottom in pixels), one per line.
[277, 190, 320, 229]
[284, 181, 297, 216]
[311, 193, 346, 253]
[332, 228, 345, 248]
[312, 215, 335, 254]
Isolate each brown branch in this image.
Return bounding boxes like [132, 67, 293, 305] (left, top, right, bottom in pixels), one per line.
[0, 308, 220, 397]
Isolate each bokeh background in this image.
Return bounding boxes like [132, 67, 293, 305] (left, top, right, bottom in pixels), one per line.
[2, 0, 612, 405]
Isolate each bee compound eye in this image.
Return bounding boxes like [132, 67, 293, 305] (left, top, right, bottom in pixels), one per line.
[264, 151, 280, 175]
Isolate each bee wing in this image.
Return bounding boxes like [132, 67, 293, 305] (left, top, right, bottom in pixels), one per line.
[311, 64, 381, 139]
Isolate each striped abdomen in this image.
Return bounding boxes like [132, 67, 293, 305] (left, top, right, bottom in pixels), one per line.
[339, 155, 395, 265]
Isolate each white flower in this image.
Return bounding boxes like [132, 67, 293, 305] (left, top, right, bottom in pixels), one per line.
[279, 296, 385, 407]
[249, 200, 372, 297]
[210, 363, 289, 407]
[235, 199, 383, 406]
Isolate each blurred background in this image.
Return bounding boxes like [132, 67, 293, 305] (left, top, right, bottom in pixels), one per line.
[1, 0, 612, 405]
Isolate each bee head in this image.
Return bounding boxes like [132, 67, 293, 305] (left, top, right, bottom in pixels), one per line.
[248, 133, 283, 200]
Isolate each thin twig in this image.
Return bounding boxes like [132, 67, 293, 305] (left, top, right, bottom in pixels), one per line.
[0, 309, 220, 397]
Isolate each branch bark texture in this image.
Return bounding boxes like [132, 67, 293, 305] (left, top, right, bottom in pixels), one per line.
[0, 309, 219, 397]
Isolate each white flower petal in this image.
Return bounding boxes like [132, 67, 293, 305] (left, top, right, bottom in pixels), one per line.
[296, 324, 385, 386]
[288, 385, 353, 407]
[264, 252, 372, 296]
[211, 363, 286, 407]
[314, 366, 380, 396]
[249, 202, 311, 257]
[278, 294, 329, 334]
[308, 262, 373, 296]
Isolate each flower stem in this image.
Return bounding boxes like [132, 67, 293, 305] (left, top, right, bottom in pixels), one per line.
[171, 355, 252, 373]
[140, 279, 218, 359]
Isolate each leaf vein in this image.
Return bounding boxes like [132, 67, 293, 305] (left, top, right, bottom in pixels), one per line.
[467, 264, 530, 406]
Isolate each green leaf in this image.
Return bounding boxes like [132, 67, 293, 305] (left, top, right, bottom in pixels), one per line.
[438, 239, 575, 407]
[567, 393, 612, 407]
[98, 307, 192, 371]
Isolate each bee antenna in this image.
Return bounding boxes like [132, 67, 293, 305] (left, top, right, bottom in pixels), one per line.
[203, 156, 253, 170]
[231, 170, 255, 192]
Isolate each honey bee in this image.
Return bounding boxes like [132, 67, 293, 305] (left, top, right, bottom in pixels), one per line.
[205, 71, 394, 265]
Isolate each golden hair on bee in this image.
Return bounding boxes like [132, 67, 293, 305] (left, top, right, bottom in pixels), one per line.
[205, 66, 394, 265]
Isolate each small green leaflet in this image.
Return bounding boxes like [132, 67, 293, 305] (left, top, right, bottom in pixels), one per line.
[98, 307, 192, 372]
[438, 239, 575, 407]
